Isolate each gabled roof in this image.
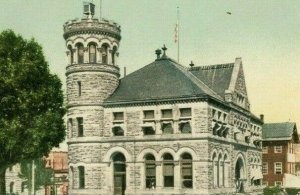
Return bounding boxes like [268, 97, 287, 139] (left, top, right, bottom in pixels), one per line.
[189, 63, 234, 98]
[104, 57, 223, 105]
[262, 122, 299, 141]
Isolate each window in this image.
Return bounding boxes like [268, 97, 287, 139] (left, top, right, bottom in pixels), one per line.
[112, 46, 117, 65]
[144, 110, 154, 120]
[101, 44, 109, 64]
[274, 146, 282, 153]
[145, 154, 156, 189]
[112, 112, 124, 136]
[180, 108, 191, 118]
[78, 166, 85, 189]
[113, 153, 126, 194]
[113, 112, 124, 121]
[68, 118, 73, 136]
[179, 122, 191, 134]
[162, 123, 173, 134]
[77, 81, 81, 96]
[21, 181, 26, 192]
[68, 45, 74, 64]
[143, 126, 155, 135]
[274, 162, 282, 174]
[275, 181, 282, 186]
[77, 117, 83, 137]
[262, 146, 268, 154]
[89, 43, 97, 63]
[9, 182, 14, 193]
[262, 162, 268, 175]
[181, 153, 193, 188]
[163, 153, 174, 187]
[212, 153, 218, 187]
[76, 43, 84, 64]
[161, 109, 172, 119]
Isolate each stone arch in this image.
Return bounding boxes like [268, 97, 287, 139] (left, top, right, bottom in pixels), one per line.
[176, 147, 198, 161]
[235, 153, 246, 193]
[73, 37, 86, 47]
[85, 36, 100, 44]
[137, 148, 158, 162]
[211, 149, 218, 160]
[104, 146, 132, 162]
[99, 38, 112, 48]
[158, 147, 176, 161]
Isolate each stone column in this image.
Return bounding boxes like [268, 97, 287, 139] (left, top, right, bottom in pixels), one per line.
[174, 161, 181, 189]
[108, 49, 112, 65]
[156, 162, 162, 189]
[74, 49, 78, 64]
[84, 47, 89, 63]
[97, 48, 102, 63]
[66, 51, 70, 65]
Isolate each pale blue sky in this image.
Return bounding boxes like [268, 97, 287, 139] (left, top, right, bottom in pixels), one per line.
[1, 0, 300, 128]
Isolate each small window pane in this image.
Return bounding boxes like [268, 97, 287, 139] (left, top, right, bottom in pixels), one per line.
[143, 127, 155, 135]
[113, 126, 124, 136]
[77, 117, 83, 137]
[144, 110, 154, 119]
[180, 108, 191, 117]
[180, 122, 191, 133]
[114, 112, 124, 121]
[162, 109, 172, 118]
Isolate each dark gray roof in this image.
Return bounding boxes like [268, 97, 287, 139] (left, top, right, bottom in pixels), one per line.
[189, 63, 234, 98]
[104, 57, 222, 104]
[262, 122, 298, 141]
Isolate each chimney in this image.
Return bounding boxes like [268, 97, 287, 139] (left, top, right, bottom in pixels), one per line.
[189, 61, 194, 67]
[260, 114, 264, 123]
[155, 49, 162, 59]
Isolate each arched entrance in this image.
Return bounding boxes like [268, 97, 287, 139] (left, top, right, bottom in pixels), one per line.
[113, 153, 126, 195]
[235, 157, 245, 193]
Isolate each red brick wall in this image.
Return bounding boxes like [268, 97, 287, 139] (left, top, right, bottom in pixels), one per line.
[262, 140, 288, 186]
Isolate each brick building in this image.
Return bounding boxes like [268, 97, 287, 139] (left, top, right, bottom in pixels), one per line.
[262, 122, 299, 186]
[44, 151, 68, 195]
[65, 3, 264, 195]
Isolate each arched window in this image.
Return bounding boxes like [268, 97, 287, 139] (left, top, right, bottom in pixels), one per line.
[89, 43, 97, 63]
[78, 166, 85, 189]
[68, 45, 74, 64]
[235, 157, 245, 193]
[212, 152, 218, 187]
[112, 46, 117, 65]
[113, 153, 126, 195]
[101, 43, 109, 64]
[181, 153, 193, 188]
[76, 43, 84, 64]
[10, 182, 14, 193]
[163, 153, 174, 187]
[223, 154, 229, 187]
[218, 154, 223, 187]
[145, 154, 156, 189]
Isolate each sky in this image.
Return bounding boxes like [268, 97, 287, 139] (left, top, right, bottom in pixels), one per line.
[0, 0, 300, 138]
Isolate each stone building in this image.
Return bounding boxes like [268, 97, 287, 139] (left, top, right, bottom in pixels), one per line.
[64, 3, 264, 195]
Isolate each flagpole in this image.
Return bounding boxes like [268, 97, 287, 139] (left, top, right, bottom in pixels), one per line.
[99, 0, 102, 20]
[177, 6, 180, 63]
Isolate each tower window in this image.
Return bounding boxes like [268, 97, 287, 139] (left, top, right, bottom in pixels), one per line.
[68, 118, 73, 137]
[113, 112, 124, 121]
[77, 117, 83, 137]
[112, 46, 117, 65]
[10, 182, 14, 193]
[68, 45, 74, 64]
[77, 43, 84, 64]
[89, 43, 97, 63]
[77, 81, 81, 96]
[101, 43, 109, 64]
[78, 166, 85, 189]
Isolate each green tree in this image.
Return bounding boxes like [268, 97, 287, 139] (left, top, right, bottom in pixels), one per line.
[19, 158, 54, 195]
[0, 30, 65, 194]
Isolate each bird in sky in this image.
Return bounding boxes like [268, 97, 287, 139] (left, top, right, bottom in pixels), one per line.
[226, 11, 232, 15]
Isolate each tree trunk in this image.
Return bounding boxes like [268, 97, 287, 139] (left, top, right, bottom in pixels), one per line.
[0, 168, 6, 195]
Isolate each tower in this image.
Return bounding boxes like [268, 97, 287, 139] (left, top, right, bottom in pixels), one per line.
[63, 2, 121, 194]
